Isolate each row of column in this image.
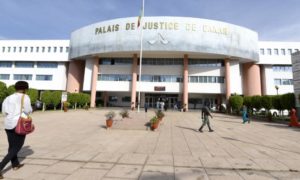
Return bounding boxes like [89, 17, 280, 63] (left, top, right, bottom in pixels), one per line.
[66, 55, 262, 110]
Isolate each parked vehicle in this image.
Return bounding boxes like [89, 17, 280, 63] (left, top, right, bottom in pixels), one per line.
[253, 108, 289, 117]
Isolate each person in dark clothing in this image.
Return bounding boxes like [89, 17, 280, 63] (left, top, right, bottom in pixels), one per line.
[144, 103, 148, 113]
[199, 105, 214, 132]
[0, 81, 32, 179]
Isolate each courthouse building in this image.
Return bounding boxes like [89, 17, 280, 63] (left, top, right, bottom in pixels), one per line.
[0, 17, 299, 110]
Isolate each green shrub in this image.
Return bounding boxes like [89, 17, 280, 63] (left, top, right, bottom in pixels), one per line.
[252, 96, 262, 111]
[0, 81, 7, 103]
[243, 96, 252, 113]
[41, 90, 62, 110]
[229, 95, 243, 114]
[7, 85, 15, 95]
[27, 88, 38, 105]
[261, 95, 272, 111]
[272, 95, 283, 111]
[280, 93, 295, 110]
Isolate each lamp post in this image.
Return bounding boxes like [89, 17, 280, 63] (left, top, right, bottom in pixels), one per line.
[275, 85, 279, 95]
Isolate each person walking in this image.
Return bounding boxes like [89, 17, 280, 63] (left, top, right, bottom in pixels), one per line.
[199, 104, 214, 132]
[242, 105, 250, 123]
[144, 102, 148, 113]
[0, 81, 32, 179]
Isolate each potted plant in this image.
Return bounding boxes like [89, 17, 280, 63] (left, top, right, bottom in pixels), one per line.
[155, 110, 165, 121]
[150, 116, 159, 131]
[119, 109, 129, 119]
[105, 111, 116, 128]
[63, 101, 70, 112]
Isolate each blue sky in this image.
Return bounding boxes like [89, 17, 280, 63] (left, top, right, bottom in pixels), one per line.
[1, 0, 300, 41]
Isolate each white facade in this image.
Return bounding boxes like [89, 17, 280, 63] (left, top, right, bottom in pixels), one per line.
[0, 17, 300, 108]
[0, 40, 69, 90]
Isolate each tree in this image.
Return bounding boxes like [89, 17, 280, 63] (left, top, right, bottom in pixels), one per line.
[229, 95, 243, 114]
[51, 91, 62, 110]
[41, 91, 53, 110]
[27, 88, 38, 105]
[0, 81, 7, 103]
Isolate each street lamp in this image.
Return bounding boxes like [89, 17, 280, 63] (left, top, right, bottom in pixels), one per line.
[275, 85, 279, 95]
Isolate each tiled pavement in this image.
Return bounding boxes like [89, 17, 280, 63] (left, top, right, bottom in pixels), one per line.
[0, 109, 300, 179]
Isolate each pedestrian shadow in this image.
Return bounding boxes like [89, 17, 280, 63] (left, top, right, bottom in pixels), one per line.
[217, 119, 244, 124]
[2, 146, 34, 174]
[264, 123, 300, 131]
[19, 145, 34, 157]
[175, 126, 198, 132]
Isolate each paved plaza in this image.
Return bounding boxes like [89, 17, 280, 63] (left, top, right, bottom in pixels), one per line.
[1, 109, 300, 179]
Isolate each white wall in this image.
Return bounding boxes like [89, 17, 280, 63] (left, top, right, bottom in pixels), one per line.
[230, 60, 242, 94]
[258, 41, 300, 65]
[0, 62, 67, 90]
[262, 65, 293, 95]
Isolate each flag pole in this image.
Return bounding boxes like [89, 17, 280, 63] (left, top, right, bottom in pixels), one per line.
[137, 0, 144, 112]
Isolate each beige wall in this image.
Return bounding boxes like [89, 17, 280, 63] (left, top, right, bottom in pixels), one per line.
[66, 60, 85, 93]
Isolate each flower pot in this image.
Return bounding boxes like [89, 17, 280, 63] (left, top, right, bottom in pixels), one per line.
[106, 118, 113, 128]
[151, 122, 159, 131]
[63, 107, 68, 112]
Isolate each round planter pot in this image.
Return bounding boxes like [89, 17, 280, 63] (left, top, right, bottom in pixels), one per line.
[106, 119, 113, 128]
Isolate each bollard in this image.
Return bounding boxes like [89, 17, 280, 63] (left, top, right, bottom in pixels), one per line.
[289, 108, 300, 127]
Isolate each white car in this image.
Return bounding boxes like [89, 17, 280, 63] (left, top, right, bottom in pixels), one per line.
[254, 108, 289, 117]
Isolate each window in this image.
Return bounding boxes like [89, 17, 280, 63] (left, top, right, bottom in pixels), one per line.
[42, 47, 45, 52]
[37, 62, 58, 68]
[2, 47, 5, 52]
[267, 48, 272, 55]
[98, 74, 132, 81]
[7, 47, 11, 52]
[66, 47, 69, 52]
[274, 78, 293, 85]
[281, 49, 286, 55]
[189, 76, 224, 83]
[0, 61, 12, 67]
[30, 47, 34, 52]
[295, 49, 299, 52]
[15, 62, 34, 68]
[36, 47, 39, 52]
[13, 74, 32, 80]
[109, 96, 118, 102]
[189, 59, 223, 67]
[36, 75, 53, 81]
[122, 96, 131, 102]
[60, 47, 63, 53]
[143, 58, 183, 65]
[48, 47, 51, 52]
[272, 65, 292, 72]
[13, 47, 16, 52]
[260, 48, 265, 55]
[53, 47, 57, 53]
[24, 47, 28, 52]
[288, 49, 292, 55]
[19, 47, 22, 52]
[0, 74, 10, 80]
[274, 48, 278, 55]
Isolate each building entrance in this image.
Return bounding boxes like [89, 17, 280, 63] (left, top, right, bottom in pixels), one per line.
[145, 93, 179, 109]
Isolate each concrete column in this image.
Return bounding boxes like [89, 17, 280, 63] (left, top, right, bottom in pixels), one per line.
[103, 91, 108, 107]
[183, 54, 189, 111]
[242, 62, 262, 96]
[224, 59, 231, 101]
[90, 57, 99, 108]
[131, 54, 138, 110]
[66, 60, 85, 93]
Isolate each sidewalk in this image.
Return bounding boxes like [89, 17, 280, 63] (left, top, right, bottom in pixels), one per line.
[1, 109, 300, 179]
